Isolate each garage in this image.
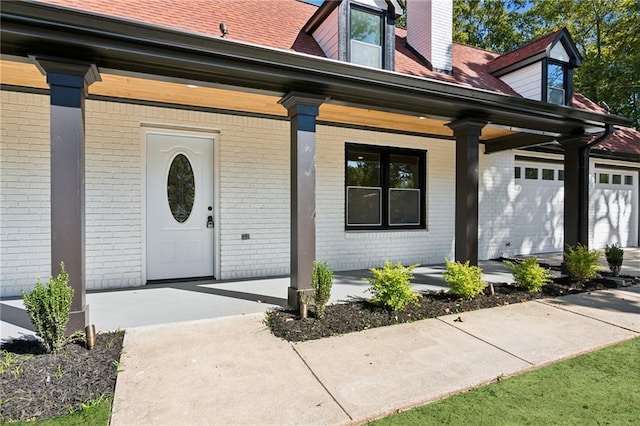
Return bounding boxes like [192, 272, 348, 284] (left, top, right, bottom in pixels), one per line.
[591, 165, 639, 248]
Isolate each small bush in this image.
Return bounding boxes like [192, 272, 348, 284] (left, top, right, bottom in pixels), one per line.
[604, 244, 624, 277]
[312, 260, 334, 319]
[444, 259, 486, 299]
[565, 244, 600, 283]
[367, 261, 421, 311]
[505, 257, 553, 292]
[22, 263, 74, 353]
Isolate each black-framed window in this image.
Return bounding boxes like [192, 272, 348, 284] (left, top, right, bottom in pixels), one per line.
[346, 144, 426, 230]
[349, 6, 384, 69]
[546, 61, 568, 105]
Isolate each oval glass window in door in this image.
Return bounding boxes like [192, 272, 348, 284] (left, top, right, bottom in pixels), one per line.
[167, 153, 195, 223]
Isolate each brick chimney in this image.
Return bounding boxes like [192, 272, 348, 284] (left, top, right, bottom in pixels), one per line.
[406, 0, 453, 74]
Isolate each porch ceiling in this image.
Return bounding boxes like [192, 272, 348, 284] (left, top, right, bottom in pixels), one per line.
[0, 59, 512, 140]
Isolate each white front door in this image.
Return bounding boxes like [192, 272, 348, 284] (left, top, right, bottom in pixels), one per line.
[146, 133, 214, 280]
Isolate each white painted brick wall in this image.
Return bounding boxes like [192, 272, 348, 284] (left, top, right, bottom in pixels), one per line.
[0, 92, 51, 297]
[4, 90, 635, 298]
[1, 91, 292, 296]
[316, 126, 455, 270]
[478, 149, 516, 259]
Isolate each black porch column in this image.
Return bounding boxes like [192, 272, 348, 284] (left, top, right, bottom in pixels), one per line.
[35, 58, 100, 334]
[559, 134, 592, 249]
[279, 92, 326, 309]
[447, 118, 487, 265]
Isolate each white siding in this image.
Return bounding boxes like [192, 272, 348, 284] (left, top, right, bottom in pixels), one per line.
[550, 42, 570, 63]
[499, 62, 542, 101]
[313, 7, 339, 60]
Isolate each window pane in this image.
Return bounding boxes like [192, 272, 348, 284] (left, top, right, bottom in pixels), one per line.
[347, 187, 381, 225]
[347, 151, 380, 186]
[350, 8, 382, 68]
[542, 169, 554, 180]
[389, 189, 420, 225]
[525, 167, 538, 179]
[390, 154, 419, 188]
[350, 39, 382, 68]
[599, 173, 609, 184]
[548, 63, 564, 89]
[558, 170, 564, 181]
[514, 167, 521, 179]
[351, 8, 381, 45]
[624, 175, 633, 185]
[167, 154, 195, 223]
[547, 63, 565, 105]
[612, 174, 622, 184]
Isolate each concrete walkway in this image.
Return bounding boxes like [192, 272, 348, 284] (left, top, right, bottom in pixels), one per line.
[1, 250, 638, 424]
[110, 286, 640, 425]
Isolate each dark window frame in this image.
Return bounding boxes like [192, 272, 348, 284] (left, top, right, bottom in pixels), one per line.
[543, 59, 571, 106]
[345, 143, 426, 231]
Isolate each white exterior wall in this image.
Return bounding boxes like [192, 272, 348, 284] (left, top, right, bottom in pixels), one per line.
[316, 126, 456, 270]
[1, 91, 291, 296]
[478, 150, 517, 259]
[2, 90, 637, 297]
[499, 62, 542, 101]
[1, 92, 51, 297]
[313, 7, 339, 60]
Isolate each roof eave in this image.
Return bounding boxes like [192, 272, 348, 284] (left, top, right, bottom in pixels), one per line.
[1, 0, 631, 136]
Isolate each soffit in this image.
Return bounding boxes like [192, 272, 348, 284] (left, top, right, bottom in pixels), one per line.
[0, 59, 514, 140]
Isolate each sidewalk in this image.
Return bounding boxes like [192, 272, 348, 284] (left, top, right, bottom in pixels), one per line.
[110, 286, 640, 425]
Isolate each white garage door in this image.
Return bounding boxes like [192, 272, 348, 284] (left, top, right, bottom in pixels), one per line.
[591, 168, 638, 248]
[511, 162, 565, 254]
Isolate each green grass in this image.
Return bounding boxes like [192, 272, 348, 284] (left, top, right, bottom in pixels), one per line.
[8, 399, 111, 426]
[372, 337, 640, 426]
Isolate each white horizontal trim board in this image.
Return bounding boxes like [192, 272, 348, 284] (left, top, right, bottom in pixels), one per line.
[0, 91, 637, 296]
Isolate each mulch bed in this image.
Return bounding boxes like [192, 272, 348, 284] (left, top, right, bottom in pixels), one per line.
[1, 270, 636, 422]
[0, 331, 124, 423]
[266, 275, 638, 342]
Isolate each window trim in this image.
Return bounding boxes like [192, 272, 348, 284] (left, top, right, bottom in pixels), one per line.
[345, 143, 426, 231]
[543, 59, 570, 106]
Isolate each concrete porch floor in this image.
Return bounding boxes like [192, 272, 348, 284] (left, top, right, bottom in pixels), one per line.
[1, 249, 638, 341]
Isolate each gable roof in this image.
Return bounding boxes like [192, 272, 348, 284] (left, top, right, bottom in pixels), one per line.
[487, 28, 582, 75]
[30, 0, 637, 156]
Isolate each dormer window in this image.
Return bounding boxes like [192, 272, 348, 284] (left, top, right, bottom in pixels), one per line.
[488, 29, 581, 108]
[546, 61, 567, 105]
[349, 6, 383, 68]
[304, 1, 402, 72]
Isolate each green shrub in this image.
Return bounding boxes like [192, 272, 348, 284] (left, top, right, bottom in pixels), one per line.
[367, 261, 421, 311]
[564, 244, 600, 283]
[604, 244, 624, 277]
[443, 259, 487, 299]
[312, 260, 334, 319]
[505, 257, 554, 292]
[22, 263, 74, 353]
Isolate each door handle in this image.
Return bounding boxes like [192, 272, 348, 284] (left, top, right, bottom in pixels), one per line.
[207, 215, 214, 228]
